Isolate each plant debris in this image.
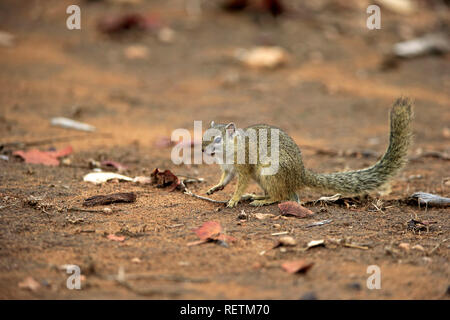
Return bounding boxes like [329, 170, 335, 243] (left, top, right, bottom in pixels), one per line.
[83, 192, 137, 207]
[83, 172, 133, 184]
[151, 168, 180, 191]
[50, 117, 96, 132]
[13, 146, 73, 166]
[305, 219, 333, 228]
[407, 219, 436, 232]
[107, 234, 126, 242]
[281, 260, 314, 274]
[234, 46, 289, 69]
[410, 192, 450, 208]
[188, 221, 236, 247]
[278, 201, 313, 218]
[306, 239, 325, 250]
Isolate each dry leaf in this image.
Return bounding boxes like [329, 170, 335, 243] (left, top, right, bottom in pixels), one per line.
[252, 213, 274, 220]
[83, 172, 133, 184]
[307, 239, 325, 249]
[83, 192, 136, 206]
[151, 168, 180, 191]
[281, 260, 314, 274]
[107, 234, 125, 242]
[190, 221, 236, 246]
[278, 201, 313, 218]
[193, 221, 222, 240]
[13, 146, 73, 166]
[18, 276, 41, 291]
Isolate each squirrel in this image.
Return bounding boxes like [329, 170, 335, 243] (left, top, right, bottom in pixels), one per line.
[202, 97, 413, 208]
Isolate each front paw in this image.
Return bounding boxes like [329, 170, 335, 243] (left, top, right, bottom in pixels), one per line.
[227, 198, 240, 208]
[206, 185, 223, 195]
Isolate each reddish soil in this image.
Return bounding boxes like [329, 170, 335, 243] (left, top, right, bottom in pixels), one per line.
[0, 0, 449, 299]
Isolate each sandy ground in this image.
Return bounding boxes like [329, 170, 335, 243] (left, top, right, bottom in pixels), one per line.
[0, 0, 449, 299]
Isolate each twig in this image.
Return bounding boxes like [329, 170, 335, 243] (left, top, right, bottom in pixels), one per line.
[183, 186, 228, 204]
[68, 207, 122, 213]
[343, 243, 369, 250]
[271, 231, 289, 236]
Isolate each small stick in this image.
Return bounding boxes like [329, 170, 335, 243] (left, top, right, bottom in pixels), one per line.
[183, 187, 227, 204]
[271, 231, 289, 236]
[343, 243, 369, 250]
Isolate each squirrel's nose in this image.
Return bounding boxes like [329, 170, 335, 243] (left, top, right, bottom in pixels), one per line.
[201, 148, 204, 152]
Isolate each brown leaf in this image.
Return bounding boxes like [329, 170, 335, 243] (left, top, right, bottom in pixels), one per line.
[193, 221, 222, 240]
[278, 201, 313, 218]
[18, 276, 41, 291]
[83, 192, 136, 207]
[281, 260, 314, 274]
[107, 234, 125, 242]
[151, 168, 180, 191]
[13, 146, 73, 166]
[191, 221, 236, 245]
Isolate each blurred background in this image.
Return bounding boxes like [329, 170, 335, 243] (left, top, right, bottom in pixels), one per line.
[1, 0, 448, 153]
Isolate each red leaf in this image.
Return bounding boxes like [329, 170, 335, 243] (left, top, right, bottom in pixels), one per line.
[13, 146, 73, 166]
[193, 221, 222, 240]
[191, 221, 236, 244]
[281, 260, 314, 274]
[107, 234, 125, 242]
[278, 201, 313, 218]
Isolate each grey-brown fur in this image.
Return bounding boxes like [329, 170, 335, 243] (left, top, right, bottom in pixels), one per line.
[202, 97, 413, 207]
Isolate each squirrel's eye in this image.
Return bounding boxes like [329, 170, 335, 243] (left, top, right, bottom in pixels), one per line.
[214, 136, 222, 143]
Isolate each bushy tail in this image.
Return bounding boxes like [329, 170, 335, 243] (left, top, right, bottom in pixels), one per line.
[304, 97, 413, 195]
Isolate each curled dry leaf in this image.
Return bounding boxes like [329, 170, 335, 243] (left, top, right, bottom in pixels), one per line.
[278, 201, 313, 218]
[13, 146, 73, 166]
[83, 192, 136, 207]
[151, 168, 180, 191]
[282, 260, 314, 274]
[307, 239, 325, 249]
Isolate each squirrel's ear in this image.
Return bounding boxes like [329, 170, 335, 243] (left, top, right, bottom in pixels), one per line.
[225, 122, 236, 137]
[210, 121, 215, 127]
[225, 122, 236, 131]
